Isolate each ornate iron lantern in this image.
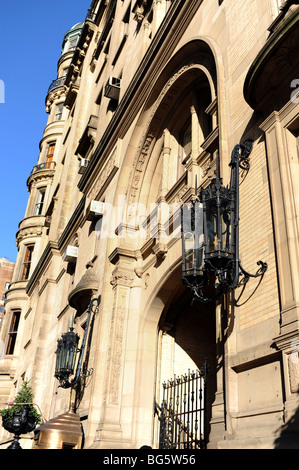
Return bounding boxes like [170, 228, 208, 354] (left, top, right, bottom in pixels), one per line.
[54, 296, 101, 388]
[181, 140, 267, 303]
[54, 327, 80, 389]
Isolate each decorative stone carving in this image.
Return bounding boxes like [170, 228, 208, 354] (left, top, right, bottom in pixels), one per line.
[134, 6, 145, 22]
[16, 225, 44, 247]
[152, 241, 168, 258]
[110, 287, 128, 404]
[110, 271, 134, 288]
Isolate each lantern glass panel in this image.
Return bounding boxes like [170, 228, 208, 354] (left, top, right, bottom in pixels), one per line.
[221, 204, 231, 253]
[184, 232, 195, 272]
[181, 202, 204, 279]
[205, 200, 232, 256]
[205, 201, 218, 253]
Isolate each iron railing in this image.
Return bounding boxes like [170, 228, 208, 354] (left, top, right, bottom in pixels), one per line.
[157, 360, 208, 449]
[47, 76, 67, 94]
[30, 161, 56, 176]
[86, 9, 97, 22]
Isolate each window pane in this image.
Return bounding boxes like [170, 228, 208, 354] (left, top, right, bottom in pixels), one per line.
[46, 143, 55, 165]
[35, 189, 46, 215]
[22, 245, 34, 280]
[6, 311, 20, 355]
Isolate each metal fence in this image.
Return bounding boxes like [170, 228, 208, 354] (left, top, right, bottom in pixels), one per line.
[157, 360, 208, 449]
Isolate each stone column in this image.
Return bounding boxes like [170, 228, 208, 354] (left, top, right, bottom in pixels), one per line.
[94, 247, 136, 448]
[260, 112, 299, 336]
[260, 110, 299, 429]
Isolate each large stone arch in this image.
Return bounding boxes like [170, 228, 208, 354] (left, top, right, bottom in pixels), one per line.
[110, 38, 225, 216]
[130, 246, 217, 448]
[126, 46, 218, 211]
[103, 39, 224, 448]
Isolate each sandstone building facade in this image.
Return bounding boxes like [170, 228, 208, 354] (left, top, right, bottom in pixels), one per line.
[0, 0, 298, 449]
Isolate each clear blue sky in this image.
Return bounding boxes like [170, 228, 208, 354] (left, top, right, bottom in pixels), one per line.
[0, 1, 90, 263]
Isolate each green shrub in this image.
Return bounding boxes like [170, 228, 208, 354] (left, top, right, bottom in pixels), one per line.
[0, 380, 42, 424]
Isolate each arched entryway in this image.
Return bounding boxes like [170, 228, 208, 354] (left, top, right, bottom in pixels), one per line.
[153, 267, 217, 448]
[109, 38, 226, 449]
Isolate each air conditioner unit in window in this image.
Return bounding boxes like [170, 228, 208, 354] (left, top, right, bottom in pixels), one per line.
[86, 200, 105, 220]
[104, 76, 121, 100]
[63, 245, 78, 263]
[78, 158, 89, 174]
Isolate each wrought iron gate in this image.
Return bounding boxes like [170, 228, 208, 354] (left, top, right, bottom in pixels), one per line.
[156, 360, 208, 449]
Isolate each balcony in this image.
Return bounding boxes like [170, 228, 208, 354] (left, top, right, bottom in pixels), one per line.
[86, 9, 97, 22]
[27, 161, 56, 189]
[45, 76, 67, 107]
[47, 76, 67, 94]
[30, 161, 56, 175]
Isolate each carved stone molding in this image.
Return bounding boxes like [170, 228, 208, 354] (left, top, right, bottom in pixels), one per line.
[127, 55, 217, 208]
[45, 89, 66, 113]
[110, 269, 135, 288]
[27, 168, 55, 191]
[109, 286, 129, 404]
[16, 224, 44, 247]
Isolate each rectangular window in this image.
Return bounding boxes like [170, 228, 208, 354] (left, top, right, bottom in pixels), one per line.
[54, 104, 63, 121]
[46, 143, 55, 167]
[21, 245, 34, 280]
[35, 188, 46, 215]
[6, 310, 21, 355]
[68, 38, 78, 51]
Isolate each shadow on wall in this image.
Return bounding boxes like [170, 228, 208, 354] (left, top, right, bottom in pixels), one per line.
[274, 405, 299, 449]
